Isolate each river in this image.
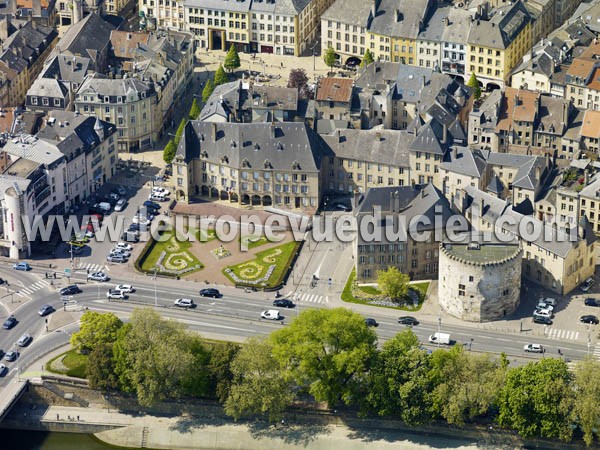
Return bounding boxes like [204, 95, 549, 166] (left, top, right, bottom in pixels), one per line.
[3, 429, 140, 450]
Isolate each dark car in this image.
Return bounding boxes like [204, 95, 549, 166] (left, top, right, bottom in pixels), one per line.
[128, 223, 141, 232]
[580, 315, 599, 325]
[398, 316, 419, 326]
[143, 200, 160, 211]
[38, 305, 54, 317]
[0, 364, 7, 377]
[585, 298, 600, 307]
[365, 318, 379, 327]
[273, 299, 295, 308]
[4, 351, 17, 362]
[59, 285, 81, 296]
[199, 288, 221, 298]
[2, 315, 17, 330]
[533, 315, 552, 325]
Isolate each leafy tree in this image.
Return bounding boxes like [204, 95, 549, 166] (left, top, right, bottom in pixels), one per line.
[498, 358, 574, 441]
[323, 46, 337, 73]
[359, 49, 374, 68]
[70, 311, 122, 354]
[163, 139, 176, 164]
[467, 72, 482, 100]
[223, 44, 241, 72]
[271, 308, 377, 408]
[174, 118, 186, 146]
[377, 266, 410, 302]
[87, 342, 120, 391]
[287, 68, 310, 99]
[181, 335, 211, 398]
[189, 98, 201, 120]
[572, 358, 600, 446]
[202, 78, 214, 103]
[224, 337, 294, 422]
[431, 347, 506, 426]
[208, 342, 240, 402]
[366, 330, 434, 425]
[214, 65, 229, 86]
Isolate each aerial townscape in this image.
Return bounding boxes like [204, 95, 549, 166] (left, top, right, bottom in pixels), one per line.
[2, 0, 600, 449]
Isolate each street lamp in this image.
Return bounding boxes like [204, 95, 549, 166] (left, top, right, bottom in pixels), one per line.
[153, 268, 158, 307]
[437, 315, 442, 347]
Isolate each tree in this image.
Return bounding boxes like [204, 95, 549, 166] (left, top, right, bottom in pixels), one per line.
[498, 358, 574, 441]
[70, 311, 122, 354]
[224, 337, 294, 422]
[223, 44, 241, 72]
[572, 358, 600, 446]
[271, 308, 377, 408]
[163, 139, 176, 164]
[208, 342, 240, 402]
[202, 78, 214, 103]
[366, 330, 434, 425]
[181, 335, 211, 398]
[174, 118, 186, 146]
[359, 49, 374, 68]
[467, 73, 482, 100]
[189, 98, 201, 120]
[323, 46, 337, 73]
[287, 68, 310, 99]
[213, 65, 229, 86]
[87, 342, 120, 391]
[377, 266, 410, 302]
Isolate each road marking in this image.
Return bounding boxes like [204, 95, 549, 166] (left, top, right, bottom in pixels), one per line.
[547, 327, 579, 341]
[20, 280, 49, 295]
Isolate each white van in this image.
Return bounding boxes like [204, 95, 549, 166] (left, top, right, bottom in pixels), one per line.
[534, 309, 552, 319]
[261, 310, 281, 320]
[98, 202, 111, 213]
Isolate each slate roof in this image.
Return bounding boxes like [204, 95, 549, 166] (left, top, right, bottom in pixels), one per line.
[440, 147, 487, 178]
[51, 13, 115, 64]
[42, 54, 91, 85]
[0, 21, 57, 73]
[467, 0, 531, 49]
[244, 85, 298, 111]
[487, 174, 504, 194]
[486, 152, 548, 190]
[321, 0, 372, 26]
[440, 7, 472, 45]
[76, 73, 155, 100]
[369, 0, 432, 40]
[26, 77, 68, 98]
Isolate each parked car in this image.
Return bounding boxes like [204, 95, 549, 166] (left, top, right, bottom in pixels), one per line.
[585, 298, 600, 307]
[580, 315, 599, 325]
[117, 186, 128, 196]
[109, 192, 120, 201]
[334, 203, 351, 212]
[106, 254, 127, 263]
[116, 242, 133, 252]
[174, 298, 195, 308]
[88, 271, 109, 282]
[365, 318, 379, 327]
[143, 200, 160, 210]
[115, 284, 134, 293]
[128, 223, 141, 232]
[533, 309, 552, 318]
[132, 216, 150, 226]
[59, 285, 81, 296]
[541, 298, 558, 307]
[114, 199, 127, 212]
[106, 289, 127, 300]
[4, 351, 17, 362]
[2, 315, 17, 329]
[110, 248, 131, 258]
[398, 316, 419, 326]
[199, 288, 221, 298]
[581, 277, 595, 292]
[273, 299, 295, 308]
[0, 364, 7, 376]
[38, 305, 54, 316]
[12, 262, 30, 271]
[17, 333, 32, 347]
[97, 202, 112, 213]
[121, 231, 140, 243]
[533, 315, 552, 325]
[152, 186, 170, 196]
[261, 309, 281, 320]
[149, 193, 168, 202]
[524, 343, 544, 353]
[536, 301, 554, 312]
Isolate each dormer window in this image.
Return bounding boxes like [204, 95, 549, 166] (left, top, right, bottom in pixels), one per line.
[292, 161, 301, 170]
[264, 159, 272, 169]
[253, 143, 260, 151]
[201, 150, 209, 158]
[242, 158, 251, 168]
[104, 96, 109, 103]
[276, 141, 283, 151]
[221, 155, 229, 164]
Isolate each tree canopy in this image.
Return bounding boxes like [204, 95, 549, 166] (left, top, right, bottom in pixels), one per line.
[467, 73, 482, 100]
[287, 68, 310, 99]
[174, 118, 186, 146]
[223, 44, 241, 72]
[377, 266, 410, 302]
[572, 358, 600, 446]
[189, 98, 201, 120]
[163, 139, 176, 164]
[202, 78, 214, 103]
[323, 47, 337, 71]
[360, 49, 374, 68]
[214, 65, 229, 86]
[70, 311, 122, 354]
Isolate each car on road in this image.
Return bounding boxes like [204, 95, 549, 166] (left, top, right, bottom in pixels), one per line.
[533, 315, 552, 325]
[365, 318, 379, 327]
[4, 351, 17, 362]
[0, 364, 7, 376]
[581, 277, 595, 292]
[524, 343, 545, 353]
[12, 262, 30, 271]
[115, 284, 134, 293]
[38, 305, 54, 316]
[580, 315, 599, 325]
[114, 199, 127, 212]
[585, 298, 600, 307]
[199, 288, 221, 298]
[2, 315, 17, 329]
[106, 289, 127, 300]
[17, 334, 32, 347]
[106, 254, 127, 263]
[398, 316, 419, 326]
[59, 285, 81, 296]
[110, 248, 131, 258]
[273, 299, 295, 308]
[116, 242, 133, 252]
[88, 271, 109, 282]
[174, 298, 195, 308]
[261, 310, 281, 320]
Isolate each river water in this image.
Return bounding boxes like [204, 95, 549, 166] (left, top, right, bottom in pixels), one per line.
[3, 429, 140, 450]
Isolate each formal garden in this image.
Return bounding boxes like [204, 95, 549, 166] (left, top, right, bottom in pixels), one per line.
[138, 229, 204, 277]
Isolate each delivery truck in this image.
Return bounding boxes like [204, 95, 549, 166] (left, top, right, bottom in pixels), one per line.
[428, 332, 451, 345]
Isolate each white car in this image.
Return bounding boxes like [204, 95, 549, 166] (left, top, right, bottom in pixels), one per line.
[260, 309, 281, 320]
[536, 301, 554, 312]
[581, 277, 594, 292]
[115, 284, 134, 293]
[114, 199, 127, 212]
[111, 248, 131, 257]
[533, 309, 552, 318]
[152, 187, 170, 196]
[106, 289, 127, 300]
[132, 216, 151, 226]
[174, 298, 195, 308]
[524, 343, 544, 353]
[88, 271, 109, 282]
[116, 242, 133, 252]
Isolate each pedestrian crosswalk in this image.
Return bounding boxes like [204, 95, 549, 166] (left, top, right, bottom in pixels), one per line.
[293, 293, 329, 304]
[16, 279, 50, 297]
[79, 263, 107, 273]
[546, 328, 579, 341]
[594, 343, 600, 361]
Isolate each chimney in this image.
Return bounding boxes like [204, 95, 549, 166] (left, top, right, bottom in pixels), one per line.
[443, 17, 449, 26]
[32, 0, 41, 17]
[270, 121, 276, 138]
[395, 9, 402, 22]
[479, 197, 484, 214]
[422, 75, 426, 88]
[371, 0, 376, 18]
[453, 147, 458, 159]
[375, 131, 382, 141]
[211, 123, 217, 142]
[337, 129, 341, 143]
[31, 20, 36, 30]
[535, 166, 540, 182]
[442, 123, 448, 144]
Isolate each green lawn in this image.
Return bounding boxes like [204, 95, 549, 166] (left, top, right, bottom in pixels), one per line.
[140, 230, 202, 274]
[342, 269, 429, 311]
[46, 349, 88, 379]
[239, 235, 269, 250]
[223, 241, 299, 288]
